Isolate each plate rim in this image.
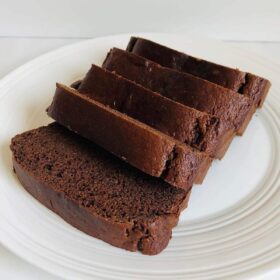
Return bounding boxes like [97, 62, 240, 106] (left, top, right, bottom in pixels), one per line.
[1, 32, 280, 280]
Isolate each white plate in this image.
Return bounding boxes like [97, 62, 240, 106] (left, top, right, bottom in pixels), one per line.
[0, 33, 280, 280]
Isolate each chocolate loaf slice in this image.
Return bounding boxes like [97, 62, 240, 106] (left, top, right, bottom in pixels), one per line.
[103, 48, 253, 135]
[127, 37, 271, 109]
[77, 65, 234, 159]
[47, 84, 211, 190]
[11, 123, 191, 255]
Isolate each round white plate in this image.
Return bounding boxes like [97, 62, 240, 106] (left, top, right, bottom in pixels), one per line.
[0, 33, 280, 280]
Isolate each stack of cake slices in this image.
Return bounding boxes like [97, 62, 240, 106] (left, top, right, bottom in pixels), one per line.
[11, 37, 271, 255]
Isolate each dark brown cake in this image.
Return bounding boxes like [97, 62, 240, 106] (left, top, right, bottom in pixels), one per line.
[127, 37, 271, 109]
[47, 84, 212, 190]
[77, 65, 234, 159]
[11, 123, 191, 255]
[70, 79, 82, 89]
[103, 48, 253, 135]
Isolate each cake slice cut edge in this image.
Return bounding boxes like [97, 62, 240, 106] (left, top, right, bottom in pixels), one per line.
[76, 64, 235, 159]
[102, 47, 254, 136]
[10, 123, 191, 255]
[126, 36, 271, 109]
[47, 83, 212, 190]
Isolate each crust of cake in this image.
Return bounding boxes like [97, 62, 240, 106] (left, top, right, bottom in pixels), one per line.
[241, 73, 271, 108]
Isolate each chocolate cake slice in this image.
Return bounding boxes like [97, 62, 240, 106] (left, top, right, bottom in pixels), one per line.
[77, 65, 234, 159]
[103, 48, 253, 135]
[47, 84, 212, 190]
[127, 37, 271, 109]
[11, 123, 191, 255]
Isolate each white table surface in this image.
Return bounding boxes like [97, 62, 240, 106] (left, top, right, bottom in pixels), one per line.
[0, 0, 280, 279]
